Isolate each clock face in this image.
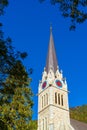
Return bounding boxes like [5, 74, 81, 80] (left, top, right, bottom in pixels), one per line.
[42, 81, 47, 89]
[56, 80, 62, 88]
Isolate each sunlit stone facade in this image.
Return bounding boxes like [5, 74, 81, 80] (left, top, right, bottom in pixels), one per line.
[38, 28, 75, 130]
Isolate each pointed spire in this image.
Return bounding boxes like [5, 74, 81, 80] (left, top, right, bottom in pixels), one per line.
[46, 26, 58, 73]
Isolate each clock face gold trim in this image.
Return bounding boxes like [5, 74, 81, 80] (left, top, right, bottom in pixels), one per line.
[42, 81, 47, 89]
[56, 80, 62, 88]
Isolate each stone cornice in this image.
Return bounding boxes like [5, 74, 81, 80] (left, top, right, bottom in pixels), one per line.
[38, 104, 69, 114]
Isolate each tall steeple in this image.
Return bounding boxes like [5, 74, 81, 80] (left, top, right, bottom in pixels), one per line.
[46, 26, 58, 73]
[38, 28, 75, 130]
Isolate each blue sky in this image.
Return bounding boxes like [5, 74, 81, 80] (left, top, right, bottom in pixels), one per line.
[1, 0, 87, 120]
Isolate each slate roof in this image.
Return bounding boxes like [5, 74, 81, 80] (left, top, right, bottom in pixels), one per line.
[70, 119, 87, 130]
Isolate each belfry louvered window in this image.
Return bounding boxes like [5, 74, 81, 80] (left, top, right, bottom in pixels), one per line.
[58, 93, 60, 105]
[55, 92, 57, 104]
[61, 95, 63, 106]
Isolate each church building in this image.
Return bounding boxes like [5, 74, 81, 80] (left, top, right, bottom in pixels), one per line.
[37, 27, 75, 130]
[37, 27, 87, 130]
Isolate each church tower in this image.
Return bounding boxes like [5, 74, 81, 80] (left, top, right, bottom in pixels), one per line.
[38, 27, 75, 130]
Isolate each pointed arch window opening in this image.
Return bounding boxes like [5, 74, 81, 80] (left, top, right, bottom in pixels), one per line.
[61, 95, 64, 106]
[58, 93, 60, 105]
[55, 92, 57, 104]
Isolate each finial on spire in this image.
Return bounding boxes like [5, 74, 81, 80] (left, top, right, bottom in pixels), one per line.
[50, 23, 52, 33]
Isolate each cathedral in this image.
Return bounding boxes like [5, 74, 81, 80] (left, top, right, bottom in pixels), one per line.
[37, 26, 87, 130]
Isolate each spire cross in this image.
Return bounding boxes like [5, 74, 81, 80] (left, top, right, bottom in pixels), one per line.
[50, 23, 52, 33]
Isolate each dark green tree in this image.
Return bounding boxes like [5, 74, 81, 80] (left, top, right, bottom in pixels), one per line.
[0, 1, 34, 129]
[0, 0, 9, 15]
[28, 120, 37, 130]
[1, 0, 87, 29]
[0, 119, 8, 130]
[70, 105, 87, 123]
[39, 0, 87, 30]
[0, 24, 33, 130]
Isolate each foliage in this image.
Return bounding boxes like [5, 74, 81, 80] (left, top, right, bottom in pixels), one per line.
[0, 24, 28, 89]
[0, 0, 9, 15]
[39, 0, 87, 30]
[0, 119, 8, 130]
[70, 105, 87, 123]
[28, 120, 38, 130]
[1, 0, 87, 30]
[0, 25, 34, 129]
[0, 1, 34, 129]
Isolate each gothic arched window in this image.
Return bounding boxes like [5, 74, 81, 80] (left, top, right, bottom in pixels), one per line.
[58, 93, 60, 105]
[55, 92, 57, 104]
[61, 95, 63, 106]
